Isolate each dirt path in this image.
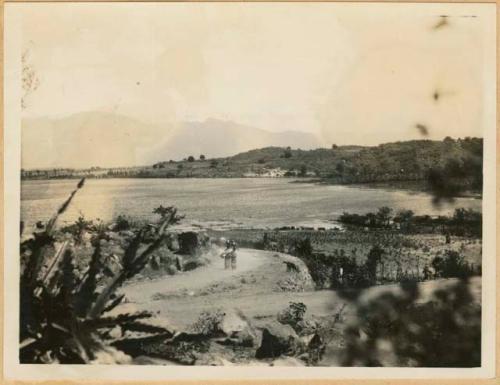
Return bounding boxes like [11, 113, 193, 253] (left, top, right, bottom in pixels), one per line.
[119, 248, 481, 334]
[121, 247, 270, 305]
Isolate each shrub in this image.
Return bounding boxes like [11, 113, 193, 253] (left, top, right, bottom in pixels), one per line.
[303, 254, 332, 289]
[295, 237, 313, 258]
[60, 215, 93, 243]
[341, 279, 481, 367]
[114, 214, 131, 231]
[365, 245, 384, 284]
[189, 309, 225, 336]
[277, 302, 307, 331]
[431, 250, 474, 278]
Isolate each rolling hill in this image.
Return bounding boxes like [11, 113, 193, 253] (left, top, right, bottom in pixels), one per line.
[22, 137, 483, 194]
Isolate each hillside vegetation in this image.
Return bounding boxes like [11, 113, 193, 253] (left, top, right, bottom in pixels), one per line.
[22, 137, 482, 193]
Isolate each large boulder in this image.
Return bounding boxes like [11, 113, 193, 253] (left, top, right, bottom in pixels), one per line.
[177, 232, 200, 255]
[177, 231, 210, 256]
[276, 255, 315, 292]
[220, 309, 250, 335]
[214, 309, 258, 347]
[255, 321, 300, 359]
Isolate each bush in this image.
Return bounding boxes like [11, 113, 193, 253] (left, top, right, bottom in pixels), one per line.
[365, 245, 384, 284]
[431, 250, 474, 278]
[277, 302, 307, 332]
[114, 214, 132, 231]
[189, 309, 225, 337]
[303, 254, 332, 289]
[295, 237, 313, 258]
[60, 215, 93, 243]
[342, 279, 481, 367]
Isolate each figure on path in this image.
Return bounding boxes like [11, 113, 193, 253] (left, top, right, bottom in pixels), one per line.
[221, 239, 238, 270]
[230, 240, 238, 270]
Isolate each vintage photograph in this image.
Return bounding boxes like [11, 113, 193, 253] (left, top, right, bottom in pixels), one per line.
[3, 1, 496, 379]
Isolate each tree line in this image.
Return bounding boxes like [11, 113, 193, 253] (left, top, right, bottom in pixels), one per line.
[339, 207, 482, 237]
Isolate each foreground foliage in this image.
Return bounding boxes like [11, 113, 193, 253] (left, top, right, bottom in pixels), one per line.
[341, 279, 481, 367]
[20, 178, 183, 363]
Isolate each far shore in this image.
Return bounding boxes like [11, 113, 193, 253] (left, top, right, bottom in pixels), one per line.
[21, 175, 483, 199]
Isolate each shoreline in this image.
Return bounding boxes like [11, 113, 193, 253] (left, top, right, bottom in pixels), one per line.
[20, 176, 483, 199]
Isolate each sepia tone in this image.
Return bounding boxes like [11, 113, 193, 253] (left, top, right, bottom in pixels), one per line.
[2, 1, 497, 382]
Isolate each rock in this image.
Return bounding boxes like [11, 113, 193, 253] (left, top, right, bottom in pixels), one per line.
[172, 331, 207, 343]
[224, 310, 258, 347]
[195, 354, 235, 366]
[234, 328, 258, 347]
[276, 256, 315, 292]
[177, 232, 202, 255]
[193, 337, 239, 365]
[132, 355, 179, 365]
[166, 264, 178, 275]
[108, 326, 122, 340]
[255, 321, 299, 359]
[295, 318, 319, 335]
[216, 328, 257, 348]
[183, 260, 204, 271]
[146, 335, 210, 365]
[217, 309, 258, 347]
[133, 316, 175, 335]
[301, 333, 324, 349]
[220, 309, 249, 335]
[303, 333, 326, 364]
[165, 233, 180, 252]
[90, 346, 132, 364]
[270, 357, 306, 366]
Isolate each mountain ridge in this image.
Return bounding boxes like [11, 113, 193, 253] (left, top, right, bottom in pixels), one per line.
[22, 112, 323, 169]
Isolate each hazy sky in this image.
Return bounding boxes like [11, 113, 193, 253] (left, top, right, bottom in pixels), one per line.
[16, 2, 495, 145]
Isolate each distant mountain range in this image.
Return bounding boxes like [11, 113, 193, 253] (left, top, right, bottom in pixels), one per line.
[22, 112, 322, 169]
[151, 118, 322, 163]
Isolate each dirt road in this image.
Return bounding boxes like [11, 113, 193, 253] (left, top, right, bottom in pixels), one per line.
[120, 247, 481, 334]
[122, 247, 268, 304]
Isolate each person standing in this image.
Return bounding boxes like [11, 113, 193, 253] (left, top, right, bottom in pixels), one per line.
[230, 240, 238, 269]
[223, 239, 233, 269]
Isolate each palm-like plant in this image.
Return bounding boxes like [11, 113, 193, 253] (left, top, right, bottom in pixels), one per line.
[20, 178, 182, 363]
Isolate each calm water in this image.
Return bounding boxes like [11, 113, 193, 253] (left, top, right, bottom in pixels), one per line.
[21, 178, 481, 230]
